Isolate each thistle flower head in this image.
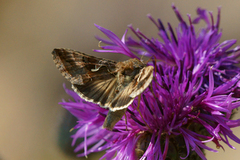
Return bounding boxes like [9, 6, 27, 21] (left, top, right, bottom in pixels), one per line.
[60, 5, 240, 160]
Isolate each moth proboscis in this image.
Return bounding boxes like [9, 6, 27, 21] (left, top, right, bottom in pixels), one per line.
[52, 48, 154, 130]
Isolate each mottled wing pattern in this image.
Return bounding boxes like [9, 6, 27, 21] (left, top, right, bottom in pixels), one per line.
[105, 79, 136, 111]
[52, 48, 154, 112]
[107, 66, 153, 111]
[52, 48, 120, 108]
[72, 74, 135, 111]
[72, 78, 118, 109]
[130, 66, 154, 98]
[52, 48, 117, 85]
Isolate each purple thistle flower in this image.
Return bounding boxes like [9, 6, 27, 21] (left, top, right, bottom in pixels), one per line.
[60, 5, 240, 160]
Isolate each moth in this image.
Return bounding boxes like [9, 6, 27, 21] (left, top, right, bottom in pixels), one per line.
[52, 48, 154, 130]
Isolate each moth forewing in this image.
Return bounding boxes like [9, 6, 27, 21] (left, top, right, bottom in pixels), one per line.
[52, 48, 117, 85]
[71, 77, 118, 110]
[106, 82, 135, 112]
[130, 66, 154, 98]
[52, 49, 85, 85]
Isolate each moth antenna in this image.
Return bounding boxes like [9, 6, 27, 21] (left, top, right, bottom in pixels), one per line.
[144, 56, 153, 64]
[140, 52, 146, 62]
[152, 56, 157, 74]
[152, 56, 164, 88]
[147, 57, 162, 107]
[137, 94, 152, 132]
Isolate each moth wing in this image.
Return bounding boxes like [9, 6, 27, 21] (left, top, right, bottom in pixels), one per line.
[72, 70, 144, 111]
[106, 82, 135, 111]
[106, 66, 153, 111]
[52, 48, 117, 85]
[129, 66, 154, 98]
[72, 77, 118, 109]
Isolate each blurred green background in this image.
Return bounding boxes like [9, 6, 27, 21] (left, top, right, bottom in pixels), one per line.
[1, 0, 240, 160]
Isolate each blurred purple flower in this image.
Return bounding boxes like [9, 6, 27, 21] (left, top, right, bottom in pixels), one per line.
[60, 5, 240, 160]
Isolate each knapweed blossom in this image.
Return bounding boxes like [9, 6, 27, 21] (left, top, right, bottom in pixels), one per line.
[60, 5, 240, 160]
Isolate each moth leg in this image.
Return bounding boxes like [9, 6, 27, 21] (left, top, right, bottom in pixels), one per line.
[103, 108, 127, 130]
[124, 113, 128, 131]
[150, 83, 157, 99]
[137, 94, 152, 132]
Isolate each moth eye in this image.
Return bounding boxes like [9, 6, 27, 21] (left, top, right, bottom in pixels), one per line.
[123, 68, 141, 77]
[123, 69, 134, 76]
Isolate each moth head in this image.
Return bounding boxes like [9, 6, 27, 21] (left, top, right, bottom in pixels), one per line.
[131, 58, 146, 68]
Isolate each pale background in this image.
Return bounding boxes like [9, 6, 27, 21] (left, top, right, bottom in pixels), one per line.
[1, 0, 240, 160]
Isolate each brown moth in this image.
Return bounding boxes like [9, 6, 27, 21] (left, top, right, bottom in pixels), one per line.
[52, 48, 153, 130]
